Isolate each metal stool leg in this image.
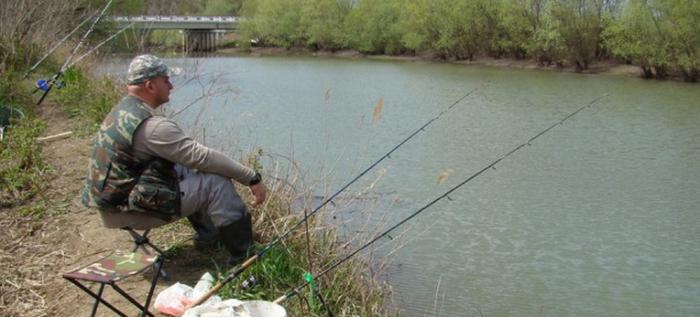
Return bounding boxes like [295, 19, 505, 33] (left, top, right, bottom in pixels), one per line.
[111, 283, 156, 317]
[141, 257, 164, 317]
[89, 283, 104, 317]
[124, 228, 168, 279]
[64, 278, 129, 317]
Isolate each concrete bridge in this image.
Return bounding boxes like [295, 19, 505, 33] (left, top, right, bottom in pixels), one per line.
[110, 16, 239, 52]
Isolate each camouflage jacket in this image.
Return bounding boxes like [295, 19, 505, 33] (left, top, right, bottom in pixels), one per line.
[81, 95, 180, 222]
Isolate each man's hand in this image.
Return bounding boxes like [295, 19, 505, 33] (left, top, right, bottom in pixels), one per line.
[249, 183, 267, 207]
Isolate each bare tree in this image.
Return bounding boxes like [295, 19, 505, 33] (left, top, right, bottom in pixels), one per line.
[0, 0, 88, 70]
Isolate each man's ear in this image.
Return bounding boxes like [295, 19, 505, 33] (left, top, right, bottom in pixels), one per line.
[143, 80, 153, 91]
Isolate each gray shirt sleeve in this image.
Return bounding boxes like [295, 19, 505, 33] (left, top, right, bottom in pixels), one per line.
[132, 116, 256, 185]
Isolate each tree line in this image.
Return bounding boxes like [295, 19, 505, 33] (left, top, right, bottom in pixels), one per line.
[108, 0, 242, 16]
[236, 0, 699, 81]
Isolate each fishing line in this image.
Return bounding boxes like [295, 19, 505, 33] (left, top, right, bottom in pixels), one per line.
[36, 0, 114, 105]
[273, 94, 608, 305]
[66, 22, 135, 69]
[23, 11, 99, 79]
[188, 86, 484, 308]
[33, 21, 134, 96]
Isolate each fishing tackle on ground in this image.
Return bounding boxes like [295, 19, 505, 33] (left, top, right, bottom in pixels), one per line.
[36, 79, 50, 92]
[272, 94, 608, 306]
[0, 105, 25, 141]
[35, 77, 65, 92]
[241, 275, 257, 289]
[36, 0, 114, 106]
[187, 86, 484, 308]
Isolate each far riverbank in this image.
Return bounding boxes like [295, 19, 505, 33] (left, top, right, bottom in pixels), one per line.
[212, 46, 645, 79]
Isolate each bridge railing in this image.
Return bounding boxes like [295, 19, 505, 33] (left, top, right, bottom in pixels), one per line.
[111, 16, 237, 23]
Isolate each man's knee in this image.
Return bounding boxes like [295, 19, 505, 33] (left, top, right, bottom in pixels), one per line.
[203, 173, 242, 202]
[201, 172, 248, 227]
[204, 173, 234, 189]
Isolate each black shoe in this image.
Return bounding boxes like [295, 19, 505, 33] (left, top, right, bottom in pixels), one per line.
[218, 214, 254, 265]
[188, 211, 219, 250]
[193, 232, 220, 249]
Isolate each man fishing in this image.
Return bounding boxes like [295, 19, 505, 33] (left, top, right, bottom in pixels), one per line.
[81, 54, 266, 264]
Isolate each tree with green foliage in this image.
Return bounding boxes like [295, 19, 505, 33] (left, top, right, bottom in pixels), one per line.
[299, 0, 352, 50]
[658, 0, 700, 81]
[343, 0, 403, 54]
[394, 0, 435, 55]
[430, 0, 502, 60]
[109, 0, 145, 15]
[496, 0, 533, 58]
[234, 0, 696, 80]
[548, 0, 609, 70]
[604, 0, 699, 80]
[240, 0, 305, 48]
[603, 0, 668, 78]
[203, 0, 241, 16]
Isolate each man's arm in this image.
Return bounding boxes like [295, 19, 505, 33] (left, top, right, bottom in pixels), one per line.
[133, 116, 256, 185]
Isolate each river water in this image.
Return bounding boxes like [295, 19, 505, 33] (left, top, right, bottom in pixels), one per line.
[103, 55, 699, 317]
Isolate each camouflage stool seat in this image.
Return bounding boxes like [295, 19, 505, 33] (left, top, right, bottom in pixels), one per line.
[63, 250, 164, 317]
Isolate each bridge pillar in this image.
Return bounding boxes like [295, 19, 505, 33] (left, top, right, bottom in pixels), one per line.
[184, 30, 218, 53]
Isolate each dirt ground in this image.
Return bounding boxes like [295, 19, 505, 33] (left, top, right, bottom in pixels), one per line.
[0, 105, 226, 317]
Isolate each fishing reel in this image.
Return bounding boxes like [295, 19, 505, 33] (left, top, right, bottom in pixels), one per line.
[35, 77, 65, 92]
[241, 275, 257, 289]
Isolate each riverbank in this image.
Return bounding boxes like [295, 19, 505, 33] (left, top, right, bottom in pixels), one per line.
[217, 46, 645, 79]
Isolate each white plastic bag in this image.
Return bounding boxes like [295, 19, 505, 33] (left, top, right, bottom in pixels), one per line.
[154, 273, 223, 316]
[192, 272, 214, 298]
[154, 272, 286, 317]
[182, 298, 249, 317]
[153, 282, 193, 316]
[243, 300, 287, 317]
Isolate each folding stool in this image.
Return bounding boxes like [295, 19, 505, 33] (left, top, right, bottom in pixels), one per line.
[63, 228, 165, 317]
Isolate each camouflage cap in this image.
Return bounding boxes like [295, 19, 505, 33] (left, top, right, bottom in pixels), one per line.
[126, 54, 171, 85]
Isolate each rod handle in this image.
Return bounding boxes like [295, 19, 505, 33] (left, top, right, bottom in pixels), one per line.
[273, 294, 287, 304]
[186, 254, 259, 309]
[188, 282, 224, 308]
[36, 85, 53, 105]
[239, 254, 259, 269]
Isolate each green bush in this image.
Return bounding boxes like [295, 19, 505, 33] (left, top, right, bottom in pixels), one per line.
[53, 67, 119, 133]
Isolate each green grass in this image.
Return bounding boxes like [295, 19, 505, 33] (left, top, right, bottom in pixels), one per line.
[53, 67, 120, 134]
[215, 236, 386, 316]
[1, 38, 118, 215]
[208, 180, 388, 316]
[219, 245, 306, 300]
[0, 115, 47, 210]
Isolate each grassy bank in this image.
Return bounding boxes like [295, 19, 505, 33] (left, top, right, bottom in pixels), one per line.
[1, 35, 389, 317]
[0, 49, 119, 216]
[0, 60, 48, 213]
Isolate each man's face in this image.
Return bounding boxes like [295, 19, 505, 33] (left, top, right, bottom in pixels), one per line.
[147, 75, 173, 106]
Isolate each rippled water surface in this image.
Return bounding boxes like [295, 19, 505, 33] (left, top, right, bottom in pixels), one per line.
[104, 55, 700, 316]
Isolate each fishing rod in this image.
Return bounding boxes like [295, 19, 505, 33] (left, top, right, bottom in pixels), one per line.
[273, 94, 608, 305]
[33, 21, 133, 96]
[36, 0, 114, 106]
[187, 86, 484, 308]
[65, 22, 135, 69]
[23, 11, 99, 79]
